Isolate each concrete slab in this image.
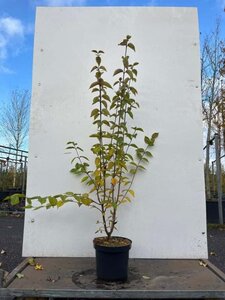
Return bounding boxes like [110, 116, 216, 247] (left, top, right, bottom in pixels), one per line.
[1, 258, 225, 298]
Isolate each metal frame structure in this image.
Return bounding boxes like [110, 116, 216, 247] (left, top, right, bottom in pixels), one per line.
[0, 145, 28, 194]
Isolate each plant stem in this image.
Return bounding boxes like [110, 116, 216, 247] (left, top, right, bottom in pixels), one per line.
[108, 45, 130, 237]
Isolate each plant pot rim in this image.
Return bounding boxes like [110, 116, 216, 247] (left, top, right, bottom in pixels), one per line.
[93, 236, 132, 251]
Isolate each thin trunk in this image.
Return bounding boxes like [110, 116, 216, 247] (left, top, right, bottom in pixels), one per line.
[205, 104, 213, 200]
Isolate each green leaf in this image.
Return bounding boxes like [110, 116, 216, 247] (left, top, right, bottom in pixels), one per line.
[126, 69, 134, 79]
[89, 82, 99, 89]
[37, 197, 47, 205]
[24, 205, 32, 209]
[65, 192, 76, 196]
[130, 143, 138, 148]
[81, 176, 89, 183]
[90, 66, 97, 72]
[67, 141, 76, 145]
[130, 168, 136, 174]
[130, 87, 138, 95]
[102, 100, 108, 108]
[113, 69, 123, 76]
[123, 56, 129, 68]
[80, 156, 89, 161]
[147, 132, 159, 146]
[128, 43, 135, 51]
[113, 81, 120, 86]
[144, 136, 151, 145]
[119, 39, 127, 46]
[34, 206, 44, 210]
[95, 71, 102, 79]
[89, 133, 100, 138]
[127, 110, 133, 119]
[102, 120, 110, 126]
[49, 197, 57, 207]
[138, 165, 146, 170]
[102, 108, 110, 116]
[77, 147, 84, 152]
[152, 132, 159, 140]
[126, 153, 133, 161]
[103, 81, 112, 89]
[146, 151, 153, 157]
[133, 127, 143, 132]
[132, 69, 137, 76]
[81, 197, 93, 206]
[92, 97, 99, 104]
[90, 108, 99, 117]
[96, 56, 101, 65]
[111, 202, 118, 209]
[57, 200, 64, 208]
[102, 94, 110, 101]
[26, 198, 32, 205]
[10, 194, 24, 206]
[100, 66, 107, 71]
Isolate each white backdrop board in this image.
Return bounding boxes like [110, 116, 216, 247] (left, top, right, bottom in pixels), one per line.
[23, 7, 208, 258]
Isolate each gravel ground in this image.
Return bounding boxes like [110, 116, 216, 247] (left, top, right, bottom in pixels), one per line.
[207, 225, 225, 273]
[0, 215, 225, 274]
[0, 214, 24, 272]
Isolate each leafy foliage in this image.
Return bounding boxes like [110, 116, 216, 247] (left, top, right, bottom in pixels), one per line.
[14, 36, 158, 238]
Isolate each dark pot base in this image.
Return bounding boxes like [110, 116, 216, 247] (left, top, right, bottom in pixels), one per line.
[93, 236, 132, 282]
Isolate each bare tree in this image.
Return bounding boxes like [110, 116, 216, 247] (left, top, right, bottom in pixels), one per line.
[201, 21, 224, 200]
[217, 47, 225, 152]
[0, 89, 30, 150]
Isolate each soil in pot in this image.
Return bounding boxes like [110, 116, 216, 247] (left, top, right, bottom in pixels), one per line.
[93, 236, 132, 282]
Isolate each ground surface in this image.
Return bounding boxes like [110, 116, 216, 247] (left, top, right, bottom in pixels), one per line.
[0, 214, 24, 272]
[207, 225, 225, 273]
[0, 215, 224, 273]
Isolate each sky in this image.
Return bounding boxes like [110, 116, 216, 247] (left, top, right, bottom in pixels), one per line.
[0, 0, 224, 148]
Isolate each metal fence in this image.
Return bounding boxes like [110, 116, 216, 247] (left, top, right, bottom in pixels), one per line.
[0, 145, 28, 194]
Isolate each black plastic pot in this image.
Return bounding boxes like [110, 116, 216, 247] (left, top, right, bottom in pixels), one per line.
[93, 237, 132, 282]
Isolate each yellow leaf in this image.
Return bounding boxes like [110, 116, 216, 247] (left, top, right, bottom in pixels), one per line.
[95, 157, 100, 166]
[128, 189, 135, 197]
[108, 161, 114, 169]
[28, 258, 35, 266]
[124, 196, 131, 202]
[34, 263, 44, 270]
[16, 273, 24, 279]
[199, 260, 207, 267]
[81, 197, 93, 206]
[111, 177, 117, 186]
[57, 200, 64, 208]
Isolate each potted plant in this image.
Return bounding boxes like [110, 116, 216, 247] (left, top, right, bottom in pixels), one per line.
[6, 35, 158, 282]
